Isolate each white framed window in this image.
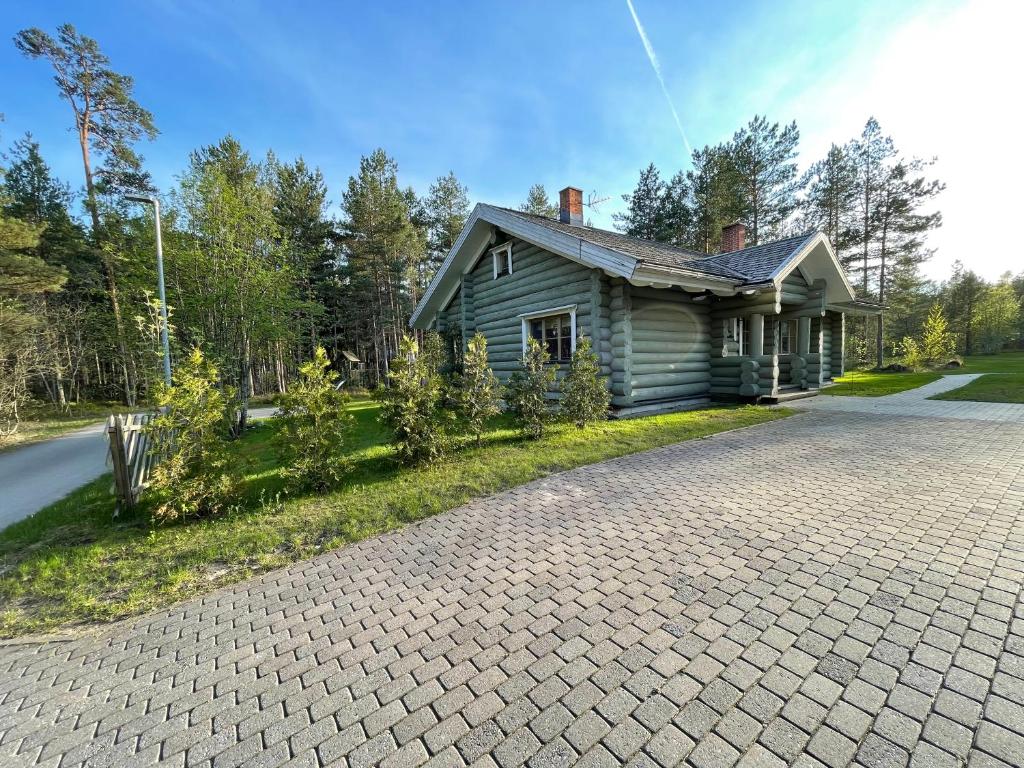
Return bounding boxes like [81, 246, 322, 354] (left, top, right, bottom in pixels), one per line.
[724, 317, 750, 357]
[491, 242, 513, 279]
[778, 319, 795, 354]
[519, 305, 577, 363]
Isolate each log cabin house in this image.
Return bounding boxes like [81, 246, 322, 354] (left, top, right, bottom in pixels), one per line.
[410, 187, 879, 415]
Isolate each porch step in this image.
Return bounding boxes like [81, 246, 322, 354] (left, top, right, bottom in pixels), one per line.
[768, 389, 819, 403]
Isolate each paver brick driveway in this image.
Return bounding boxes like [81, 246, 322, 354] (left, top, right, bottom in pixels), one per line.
[2, 409, 1023, 768]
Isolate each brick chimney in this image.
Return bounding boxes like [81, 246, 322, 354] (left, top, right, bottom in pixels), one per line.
[559, 187, 584, 226]
[720, 222, 746, 253]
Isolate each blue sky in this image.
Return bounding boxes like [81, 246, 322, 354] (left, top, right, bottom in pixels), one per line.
[3, 0, 1020, 279]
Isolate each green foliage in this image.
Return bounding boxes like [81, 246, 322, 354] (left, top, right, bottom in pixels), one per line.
[174, 136, 300, 429]
[506, 338, 557, 439]
[520, 184, 558, 218]
[561, 336, 609, 428]
[729, 115, 801, 244]
[972, 281, 1020, 354]
[921, 303, 956, 365]
[147, 348, 237, 521]
[455, 333, 501, 446]
[419, 329, 446, 377]
[274, 347, 353, 491]
[377, 334, 449, 464]
[899, 336, 922, 370]
[423, 171, 470, 280]
[15, 24, 157, 197]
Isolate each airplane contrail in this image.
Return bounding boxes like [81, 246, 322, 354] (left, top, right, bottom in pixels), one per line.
[625, 0, 694, 157]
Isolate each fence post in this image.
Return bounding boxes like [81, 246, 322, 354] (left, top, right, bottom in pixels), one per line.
[107, 414, 135, 512]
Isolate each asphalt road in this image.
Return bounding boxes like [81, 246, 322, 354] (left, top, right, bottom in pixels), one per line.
[0, 406, 278, 531]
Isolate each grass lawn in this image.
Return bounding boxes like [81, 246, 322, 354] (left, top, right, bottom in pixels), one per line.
[0, 401, 121, 453]
[929, 373, 1024, 403]
[0, 401, 789, 637]
[821, 370, 941, 397]
[958, 351, 1024, 374]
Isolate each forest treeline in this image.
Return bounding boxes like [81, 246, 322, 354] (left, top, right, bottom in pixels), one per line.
[2, 24, 1022, 432]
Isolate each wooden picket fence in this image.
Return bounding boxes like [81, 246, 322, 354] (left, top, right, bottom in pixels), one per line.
[106, 413, 160, 510]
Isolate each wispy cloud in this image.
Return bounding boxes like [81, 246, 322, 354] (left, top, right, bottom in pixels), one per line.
[625, 0, 693, 158]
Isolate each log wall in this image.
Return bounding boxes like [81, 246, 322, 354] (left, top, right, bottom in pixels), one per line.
[628, 287, 711, 403]
[467, 238, 594, 385]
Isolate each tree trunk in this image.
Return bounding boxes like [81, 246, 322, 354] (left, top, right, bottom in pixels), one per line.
[875, 219, 888, 369]
[78, 123, 135, 406]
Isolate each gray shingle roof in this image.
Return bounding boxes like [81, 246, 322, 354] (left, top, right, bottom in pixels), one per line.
[493, 207, 815, 284]
[708, 232, 818, 283]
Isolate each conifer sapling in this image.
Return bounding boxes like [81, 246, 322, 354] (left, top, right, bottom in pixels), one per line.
[561, 336, 609, 427]
[505, 337, 556, 439]
[455, 332, 501, 446]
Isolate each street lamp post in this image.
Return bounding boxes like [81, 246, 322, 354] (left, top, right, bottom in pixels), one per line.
[125, 194, 172, 388]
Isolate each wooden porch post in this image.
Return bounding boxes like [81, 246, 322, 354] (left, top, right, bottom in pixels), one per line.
[797, 316, 811, 356]
[750, 314, 765, 357]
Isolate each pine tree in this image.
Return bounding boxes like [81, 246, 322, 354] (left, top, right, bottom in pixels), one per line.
[506, 338, 556, 438]
[520, 184, 558, 218]
[423, 171, 470, 282]
[659, 171, 693, 247]
[560, 336, 609, 427]
[848, 117, 896, 297]
[800, 143, 857, 251]
[729, 115, 801, 244]
[944, 262, 986, 355]
[340, 149, 422, 382]
[687, 145, 743, 253]
[269, 155, 335, 360]
[16, 24, 158, 405]
[455, 333, 500, 446]
[614, 164, 666, 240]
[870, 157, 944, 366]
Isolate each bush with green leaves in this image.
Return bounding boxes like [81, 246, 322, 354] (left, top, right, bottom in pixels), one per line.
[922, 303, 956, 365]
[899, 336, 923, 369]
[420, 329, 446, 376]
[506, 337, 557, 439]
[377, 334, 450, 464]
[455, 332, 501, 446]
[561, 336, 610, 427]
[274, 346, 353, 491]
[147, 348, 237, 522]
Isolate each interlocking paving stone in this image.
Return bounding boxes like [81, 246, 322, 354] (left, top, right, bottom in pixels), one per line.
[1, 410, 1023, 767]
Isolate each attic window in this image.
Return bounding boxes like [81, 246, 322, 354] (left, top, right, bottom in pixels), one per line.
[492, 243, 513, 279]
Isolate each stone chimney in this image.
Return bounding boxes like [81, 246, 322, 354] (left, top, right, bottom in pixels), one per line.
[559, 187, 584, 226]
[720, 222, 746, 253]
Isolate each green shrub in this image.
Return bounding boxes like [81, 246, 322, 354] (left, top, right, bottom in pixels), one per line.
[455, 332, 501, 446]
[377, 334, 450, 464]
[274, 346, 353, 491]
[922, 303, 955, 365]
[420, 329, 446, 376]
[561, 336, 610, 427]
[506, 337, 556, 439]
[147, 348, 237, 522]
[900, 336, 922, 370]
